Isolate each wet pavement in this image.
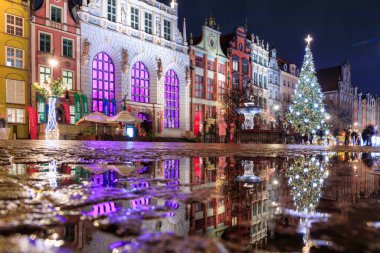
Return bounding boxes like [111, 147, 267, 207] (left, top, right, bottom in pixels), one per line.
[0, 140, 379, 253]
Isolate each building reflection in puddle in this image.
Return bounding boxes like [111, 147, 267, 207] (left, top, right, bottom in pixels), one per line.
[6, 153, 380, 253]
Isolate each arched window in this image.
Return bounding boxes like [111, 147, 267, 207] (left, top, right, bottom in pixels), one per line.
[131, 62, 150, 103]
[164, 70, 179, 129]
[92, 52, 115, 115]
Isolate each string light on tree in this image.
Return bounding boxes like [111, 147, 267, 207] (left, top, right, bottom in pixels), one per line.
[286, 35, 328, 136]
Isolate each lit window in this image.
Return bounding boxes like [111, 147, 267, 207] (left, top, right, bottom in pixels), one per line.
[232, 59, 239, 71]
[206, 106, 215, 118]
[6, 79, 25, 104]
[62, 39, 73, 58]
[131, 7, 139, 30]
[218, 63, 225, 75]
[242, 59, 249, 74]
[163, 19, 171, 40]
[131, 62, 150, 103]
[107, 0, 116, 22]
[37, 97, 46, 123]
[51, 6, 62, 23]
[39, 66, 51, 85]
[164, 70, 180, 129]
[218, 81, 225, 100]
[207, 60, 214, 71]
[39, 33, 51, 52]
[6, 13, 23, 36]
[70, 105, 75, 124]
[195, 75, 203, 98]
[144, 13, 152, 34]
[6, 47, 23, 68]
[6, 108, 25, 123]
[62, 70, 73, 90]
[195, 56, 203, 68]
[207, 78, 214, 100]
[92, 52, 115, 115]
[254, 72, 258, 85]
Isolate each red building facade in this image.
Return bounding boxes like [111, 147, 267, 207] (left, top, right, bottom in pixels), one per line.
[31, 0, 83, 135]
[221, 26, 252, 91]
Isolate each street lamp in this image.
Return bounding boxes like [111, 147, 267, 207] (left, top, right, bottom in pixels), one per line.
[49, 58, 58, 79]
[273, 105, 280, 112]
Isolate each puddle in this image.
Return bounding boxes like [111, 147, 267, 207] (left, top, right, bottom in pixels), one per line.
[0, 141, 379, 253]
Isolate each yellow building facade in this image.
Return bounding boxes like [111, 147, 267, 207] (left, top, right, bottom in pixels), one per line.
[0, 0, 30, 139]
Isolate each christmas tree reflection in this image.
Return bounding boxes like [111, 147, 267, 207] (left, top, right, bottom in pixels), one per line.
[285, 155, 330, 253]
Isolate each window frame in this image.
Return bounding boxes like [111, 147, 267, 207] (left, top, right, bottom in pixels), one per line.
[62, 37, 74, 58]
[207, 78, 214, 100]
[5, 46, 24, 69]
[144, 12, 152, 34]
[38, 31, 52, 53]
[6, 79, 25, 104]
[195, 75, 204, 98]
[5, 13, 24, 37]
[50, 5, 62, 23]
[195, 56, 204, 68]
[62, 69, 74, 90]
[39, 65, 52, 85]
[163, 19, 171, 40]
[164, 70, 180, 129]
[6, 108, 25, 124]
[131, 7, 139, 30]
[107, 0, 116, 22]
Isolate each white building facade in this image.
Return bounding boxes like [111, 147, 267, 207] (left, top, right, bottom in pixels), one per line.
[278, 59, 299, 110]
[268, 48, 281, 113]
[251, 35, 269, 111]
[78, 0, 190, 138]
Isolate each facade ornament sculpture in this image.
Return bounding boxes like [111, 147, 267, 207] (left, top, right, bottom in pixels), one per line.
[185, 66, 191, 86]
[121, 48, 129, 73]
[82, 39, 90, 65]
[121, 3, 127, 24]
[88, 0, 101, 16]
[157, 58, 163, 80]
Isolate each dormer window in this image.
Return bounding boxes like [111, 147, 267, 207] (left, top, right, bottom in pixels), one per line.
[51, 6, 62, 23]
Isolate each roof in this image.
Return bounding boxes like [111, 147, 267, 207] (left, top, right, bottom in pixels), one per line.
[220, 33, 234, 56]
[277, 58, 299, 76]
[317, 66, 341, 92]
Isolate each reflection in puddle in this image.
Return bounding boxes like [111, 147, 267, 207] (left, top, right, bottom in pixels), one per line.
[0, 149, 379, 253]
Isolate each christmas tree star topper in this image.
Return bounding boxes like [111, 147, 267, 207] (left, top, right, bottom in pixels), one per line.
[305, 34, 313, 45]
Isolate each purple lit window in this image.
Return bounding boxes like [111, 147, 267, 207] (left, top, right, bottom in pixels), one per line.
[165, 159, 179, 187]
[92, 52, 115, 115]
[164, 70, 180, 128]
[131, 62, 150, 103]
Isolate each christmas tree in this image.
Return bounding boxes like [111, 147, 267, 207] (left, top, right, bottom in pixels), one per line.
[287, 35, 327, 135]
[286, 155, 329, 214]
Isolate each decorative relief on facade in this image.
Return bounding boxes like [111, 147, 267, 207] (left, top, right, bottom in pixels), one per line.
[88, 0, 101, 16]
[82, 39, 90, 65]
[122, 48, 129, 73]
[157, 58, 163, 80]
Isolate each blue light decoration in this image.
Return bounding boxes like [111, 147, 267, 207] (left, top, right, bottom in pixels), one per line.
[46, 97, 60, 140]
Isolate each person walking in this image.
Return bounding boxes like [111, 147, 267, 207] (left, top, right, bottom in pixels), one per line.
[229, 122, 236, 143]
[218, 119, 227, 143]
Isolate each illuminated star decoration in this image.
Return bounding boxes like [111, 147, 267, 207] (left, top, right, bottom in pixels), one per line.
[305, 34, 313, 45]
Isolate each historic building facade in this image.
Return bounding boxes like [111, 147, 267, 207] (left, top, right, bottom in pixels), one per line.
[31, 0, 82, 138]
[0, 0, 30, 139]
[278, 58, 299, 110]
[250, 35, 269, 112]
[78, 0, 190, 138]
[221, 26, 251, 91]
[188, 16, 230, 135]
[268, 48, 280, 113]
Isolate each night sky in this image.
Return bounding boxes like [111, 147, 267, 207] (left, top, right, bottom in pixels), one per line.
[162, 0, 380, 95]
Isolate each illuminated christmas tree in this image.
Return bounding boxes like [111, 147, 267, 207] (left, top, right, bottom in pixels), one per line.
[286, 155, 329, 214]
[287, 35, 327, 135]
